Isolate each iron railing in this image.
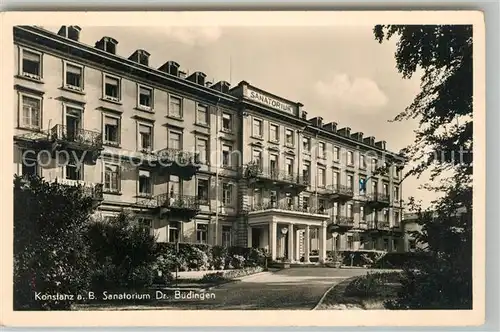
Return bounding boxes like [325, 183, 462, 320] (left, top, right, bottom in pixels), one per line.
[249, 201, 327, 214]
[155, 148, 200, 166]
[50, 124, 103, 147]
[326, 184, 354, 197]
[243, 164, 307, 186]
[366, 192, 390, 203]
[48, 178, 103, 201]
[155, 193, 200, 210]
[330, 215, 355, 227]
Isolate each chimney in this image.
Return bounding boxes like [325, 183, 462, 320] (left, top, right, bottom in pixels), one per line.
[337, 127, 351, 136]
[57, 25, 81, 41]
[322, 122, 337, 132]
[212, 80, 231, 93]
[128, 49, 150, 66]
[159, 61, 180, 77]
[309, 117, 323, 128]
[187, 71, 207, 86]
[301, 110, 308, 120]
[95, 36, 118, 54]
[363, 136, 376, 145]
[375, 140, 387, 150]
[351, 132, 364, 141]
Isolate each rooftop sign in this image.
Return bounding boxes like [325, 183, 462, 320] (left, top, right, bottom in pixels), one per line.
[245, 87, 295, 115]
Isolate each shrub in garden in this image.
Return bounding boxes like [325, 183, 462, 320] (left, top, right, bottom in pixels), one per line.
[87, 211, 158, 292]
[13, 175, 95, 310]
[344, 272, 402, 298]
[211, 246, 228, 270]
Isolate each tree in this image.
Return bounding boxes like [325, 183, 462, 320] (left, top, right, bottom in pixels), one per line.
[373, 25, 473, 309]
[13, 175, 96, 310]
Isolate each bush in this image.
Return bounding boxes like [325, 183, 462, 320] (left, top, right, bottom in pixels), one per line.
[344, 272, 402, 298]
[87, 211, 158, 291]
[200, 272, 226, 283]
[14, 175, 95, 310]
[211, 246, 228, 270]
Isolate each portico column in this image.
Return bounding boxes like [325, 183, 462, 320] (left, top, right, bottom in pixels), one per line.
[247, 226, 252, 248]
[304, 225, 310, 263]
[295, 229, 301, 261]
[269, 221, 277, 261]
[287, 224, 294, 261]
[319, 221, 327, 263]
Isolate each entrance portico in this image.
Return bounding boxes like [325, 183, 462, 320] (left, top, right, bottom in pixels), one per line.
[246, 208, 330, 263]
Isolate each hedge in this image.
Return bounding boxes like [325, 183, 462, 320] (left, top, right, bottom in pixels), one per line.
[155, 243, 268, 272]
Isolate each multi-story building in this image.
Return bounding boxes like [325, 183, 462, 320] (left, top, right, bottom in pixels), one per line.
[12, 25, 405, 263]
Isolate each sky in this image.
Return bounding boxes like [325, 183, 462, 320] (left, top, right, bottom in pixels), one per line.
[46, 25, 437, 208]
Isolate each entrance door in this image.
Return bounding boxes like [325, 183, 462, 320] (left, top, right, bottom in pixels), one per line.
[251, 228, 260, 248]
[66, 107, 82, 142]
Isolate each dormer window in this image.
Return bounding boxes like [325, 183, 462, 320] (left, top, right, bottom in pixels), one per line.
[187, 71, 207, 86]
[95, 37, 118, 55]
[57, 25, 81, 41]
[159, 61, 180, 77]
[129, 49, 150, 66]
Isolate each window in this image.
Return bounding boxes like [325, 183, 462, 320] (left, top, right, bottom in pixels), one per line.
[104, 164, 120, 193]
[347, 204, 353, 218]
[394, 210, 400, 225]
[21, 150, 38, 177]
[270, 190, 278, 207]
[169, 96, 182, 118]
[196, 104, 208, 125]
[104, 115, 120, 145]
[383, 238, 389, 251]
[302, 137, 311, 152]
[222, 182, 233, 205]
[285, 129, 294, 146]
[360, 154, 366, 169]
[317, 167, 326, 187]
[197, 179, 209, 204]
[196, 138, 208, 164]
[395, 168, 401, 178]
[138, 86, 153, 109]
[383, 209, 390, 222]
[222, 113, 232, 132]
[285, 158, 294, 176]
[332, 171, 339, 188]
[21, 49, 41, 79]
[347, 174, 354, 190]
[269, 124, 279, 142]
[333, 201, 338, 216]
[347, 151, 354, 165]
[196, 224, 208, 244]
[138, 218, 154, 236]
[269, 154, 278, 173]
[347, 236, 354, 250]
[66, 162, 82, 181]
[222, 226, 232, 247]
[168, 131, 181, 150]
[302, 196, 310, 211]
[318, 142, 326, 159]
[360, 206, 365, 221]
[372, 158, 378, 172]
[21, 95, 41, 130]
[222, 144, 232, 167]
[394, 187, 400, 201]
[392, 239, 399, 252]
[139, 124, 153, 151]
[302, 162, 310, 184]
[253, 188, 263, 207]
[383, 183, 389, 196]
[253, 118, 263, 137]
[359, 176, 366, 195]
[169, 221, 179, 243]
[318, 199, 326, 213]
[138, 170, 152, 196]
[252, 149, 262, 167]
[333, 147, 340, 162]
[372, 181, 378, 194]
[65, 63, 83, 90]
[103, 75, 120, 101]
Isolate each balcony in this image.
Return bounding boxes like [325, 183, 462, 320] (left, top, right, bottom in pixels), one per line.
[326, 184, 354, 201]
[243, 164, 307, 190]
[49, 178, 104, 204]
[366, 192, 391, 210]
[327, 215, 355, 233]
[367, 220, 391, 234]
[50, 125, 103, 163]
[155, 148, 200, 180]
[155, 193, 200, 219]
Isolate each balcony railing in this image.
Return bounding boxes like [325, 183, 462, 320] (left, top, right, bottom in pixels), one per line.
[249, 201, 327, 215]
[367, 220, 391, 232]
[367, 192, 390, 203]
[326, 184, 354, 200]
[49, 178, 103, 201]
[331, 215, 355, 227]
[50, 124, 103, 149]
[156, 193, 200, 211]
[156, 148, 200, 166]
[243, 164, 307, 187]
